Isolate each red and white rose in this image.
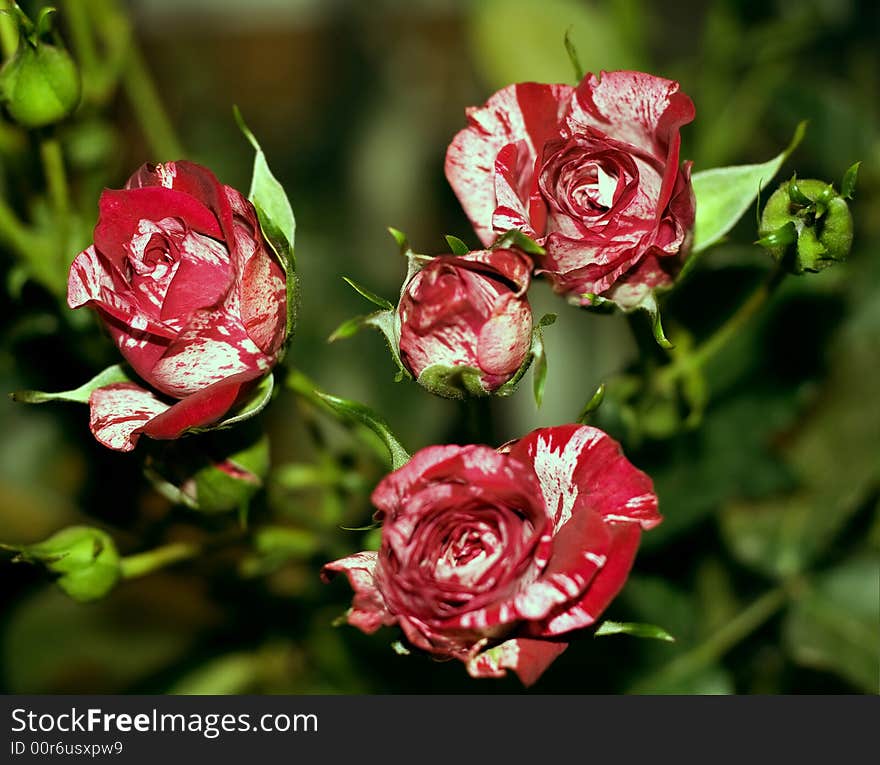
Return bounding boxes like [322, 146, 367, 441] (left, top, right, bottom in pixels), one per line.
[67, 160, 287, 451]
[445, 70, 696, 310]
[323, 424, 661, 686]
[397, 248, 533, 396]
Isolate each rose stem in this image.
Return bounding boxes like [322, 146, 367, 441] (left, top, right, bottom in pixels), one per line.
[61, 0, 104, 103]
[119, 542, 200, 579]
[655, 262, 787, 389]
[88, 0, 184, 160]
[0, 198, 37, 258]
[0, 0, 17, 59]
[38, 134, 72, 276]
[627, 582, 794, 693]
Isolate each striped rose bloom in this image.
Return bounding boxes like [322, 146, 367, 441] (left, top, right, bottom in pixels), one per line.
[397, 248, 532, 396]
[323, 424, 661, 686]
[67, 161, 287, 451]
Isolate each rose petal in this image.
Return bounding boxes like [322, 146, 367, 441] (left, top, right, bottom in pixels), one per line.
[466, 637, 568, 686]
[507, 424, 660, 530]
[445, 83, 572, 245]
[93, 187, 222, 275]
[477, 293, 532, 376]
[159, 230, 233, 320]
[322, 551, 395, 633]
[138, 370, 260, 440]
[239, 241, 288, 355]
[88, 383, 170, 452]
[535, 521, 642, 636]
[371, 445, 466, 520]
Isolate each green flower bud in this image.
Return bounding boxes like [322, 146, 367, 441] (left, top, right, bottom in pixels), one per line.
[13, 526, 120, 602]
[758, 173, 856, 274]
[0, 6, 81, 128]
[182, 435, 270, 514]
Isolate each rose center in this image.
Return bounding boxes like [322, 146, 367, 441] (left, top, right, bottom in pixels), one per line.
[126, 218, 184, 282]
[571, 162, 617, 211]
[434, 525, 501, 584]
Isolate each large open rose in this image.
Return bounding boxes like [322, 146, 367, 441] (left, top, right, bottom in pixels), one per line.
[323, 424, 661, 686]
[445, 70, 695, 310]
[397, 248, 533, 397]
[67, 160, 287, 451]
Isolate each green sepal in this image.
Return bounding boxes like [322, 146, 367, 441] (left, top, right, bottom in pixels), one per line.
[3, 526, 120, 603]
[417, 364, 487, 400]
[594, 620, 675, 642]
[493, 228, 546, 256]
[233, 106, 298, 353]
[445, 235, 470, 255]
[10, 363, 133, 404]
[577, 383, 606, 423]
[840, 161, 860, 200]
[342, 276, 394, 311]
[563, 27, 584, 82]
[755, 221, 797, 249]
[191, 372, 275, 433]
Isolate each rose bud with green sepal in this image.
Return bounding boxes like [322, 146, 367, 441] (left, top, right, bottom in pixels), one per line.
[758, 165, 858, 274]
[3, 526, 121, 602]
[330, 234, 555, 403]
[398, 248, 533, 398]
[0, 5, 81, 128]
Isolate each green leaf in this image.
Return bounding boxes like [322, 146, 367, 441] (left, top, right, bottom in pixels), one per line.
[840, 161, 860, 200]
[493, 228, 546, 256]
[563, 27, 584, 82]
[10, 363, 133, 404]
[342, 277, 394, 311]
[595, 620, 675, 642]
[445, 235, 470, 256]
[783, 556, 880, 693]
[577, 383, 606, 423]
[287, 370, 410, 471]
[387, 226, 408, 252]
[691, 121, 807, 256]
[328, 313, 370, 343]
[234, 106, 297, 343]
[531, 313, 557, 407]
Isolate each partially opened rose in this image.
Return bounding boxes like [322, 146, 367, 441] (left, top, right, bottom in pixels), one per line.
[67, 160, 287, 451]
[398, 248, 533, 397]
[445, 70, 695, 310]
[323, 424, 660, 686]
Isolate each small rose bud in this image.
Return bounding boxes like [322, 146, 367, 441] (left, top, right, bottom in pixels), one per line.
[758, 173, 856, 274]
[13, 526, 120, 602]
[180, 435, 270, 514]
[0, 7, 81, 128]
[397, 249, 533, 398]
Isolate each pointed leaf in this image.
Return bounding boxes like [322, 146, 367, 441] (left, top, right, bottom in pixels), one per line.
[445, 235, 470, 256]
[564, 27, 584, 82]
[841, 161, 860, 200]
[342, 277, 394, 311]
[691, 121, 807, 255]
[595, 620, 675, 642]
[493, 228, 546, 256]
[388, 227, 408, 252]
[577, 383, 606, 423]
[328, 314, 370, 343]
[10, 364, 133, 405]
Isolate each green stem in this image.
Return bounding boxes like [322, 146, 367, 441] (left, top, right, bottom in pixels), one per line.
[39, 134, 71, 276]
[119, 542, 199, 579]
[0, 195, 37, 255]
[121, 45, 184, 160]
[628, 584, 790, 693]
[0, 0, 18, 60]
[656, 264, 786, 388]
[61, 0, 104, 101]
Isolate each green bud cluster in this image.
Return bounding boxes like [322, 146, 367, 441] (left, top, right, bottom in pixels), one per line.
[757, 163, 859, 274]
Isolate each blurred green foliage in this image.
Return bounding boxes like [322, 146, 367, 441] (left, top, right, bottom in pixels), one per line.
[0, 0, 877, 693]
